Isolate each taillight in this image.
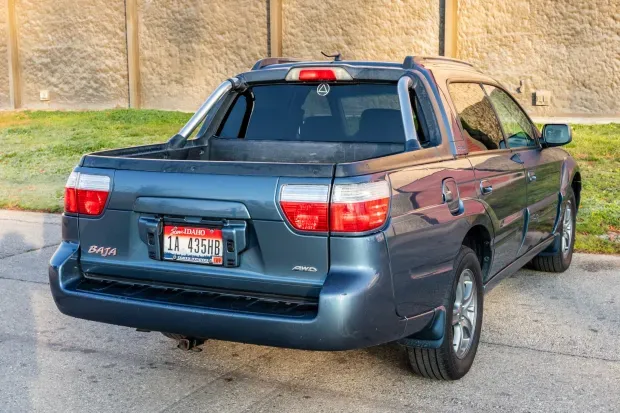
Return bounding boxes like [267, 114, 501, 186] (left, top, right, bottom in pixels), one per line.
[64, 172, 79, 213]
[331, 181, 390, 233]
[285, 67, 353, 82]
[279, 181, 391, 234]
[279, 185, 329, 232]
[64, 172, 110, 216]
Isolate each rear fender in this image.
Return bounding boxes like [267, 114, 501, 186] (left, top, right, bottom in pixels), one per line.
[560, 155, 580, 200]
[387, 194, 493, 318]
[541, 154, 580, 255]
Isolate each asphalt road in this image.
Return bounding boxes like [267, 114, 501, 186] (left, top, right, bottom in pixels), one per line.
[0, 210, 618, 412]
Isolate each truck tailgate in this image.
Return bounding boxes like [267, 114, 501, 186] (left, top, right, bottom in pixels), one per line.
[77, 168, 333, 298]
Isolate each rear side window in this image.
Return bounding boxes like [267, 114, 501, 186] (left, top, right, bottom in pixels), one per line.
[217, 84, 409, 144]
[448, 82, 505, 151]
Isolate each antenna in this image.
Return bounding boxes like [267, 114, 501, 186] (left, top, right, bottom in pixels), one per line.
[321, 51, 342, 62]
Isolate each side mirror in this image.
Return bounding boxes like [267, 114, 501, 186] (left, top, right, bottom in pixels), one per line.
[541, 124, 572, 147]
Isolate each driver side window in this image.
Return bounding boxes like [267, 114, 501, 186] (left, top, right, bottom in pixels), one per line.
[483, 85, 538, 148]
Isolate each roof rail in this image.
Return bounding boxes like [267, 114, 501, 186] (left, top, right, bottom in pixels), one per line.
[251, 57, 302, 70]
[402, 56, 475, 69]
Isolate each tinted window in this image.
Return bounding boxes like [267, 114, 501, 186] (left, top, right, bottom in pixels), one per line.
[484, 85, 538, 148]
[448, 82, 505, 151]
[218, 84, 406, 144]
[219, 95, 246, 139]
[340, 91, 400, 136]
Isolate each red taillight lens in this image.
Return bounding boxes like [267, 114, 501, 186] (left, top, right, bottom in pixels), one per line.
[64, 172, 79, 213]
[298, 69, 337, 82]
[279, 185, 329, 232]
[280, 202, 329, 231]
[279, 181, 391, 234]
[64, 172, 110, 216]
[330, 181, 390, 233]
[77, 189, 109, 215]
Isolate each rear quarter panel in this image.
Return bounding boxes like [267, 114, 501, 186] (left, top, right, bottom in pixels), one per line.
[557, 148, 580, 198]
[383, 157, 490, 317]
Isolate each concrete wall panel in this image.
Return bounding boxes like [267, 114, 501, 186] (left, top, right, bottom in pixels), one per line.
[16, 0, 128, 109]
[0, 3, 10, 108]
[282, 0, 440, 61]
[138, 0, 268, 111]
[458, 0, 620, 117]
[0, 0, 616, 116]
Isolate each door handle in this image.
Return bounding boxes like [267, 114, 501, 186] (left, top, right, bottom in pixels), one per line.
[480, 180, 493, 195]
[442, 178, 462, 215]
[528, 171, 537, 182]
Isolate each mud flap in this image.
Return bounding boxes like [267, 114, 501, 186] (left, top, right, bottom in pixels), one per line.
[398, 307, 446, 349]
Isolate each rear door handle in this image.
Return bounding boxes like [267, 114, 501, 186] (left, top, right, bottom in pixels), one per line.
[480, 180, 493, 195]
[528, 171, 537, 182]
[442, 178, 462, 215]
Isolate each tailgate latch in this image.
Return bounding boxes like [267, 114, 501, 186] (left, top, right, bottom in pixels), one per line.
[222, 220, 247, 268]
[138, 216, 163, 260]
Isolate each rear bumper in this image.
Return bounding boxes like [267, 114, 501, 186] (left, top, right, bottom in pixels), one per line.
[49, 241, 435, 351]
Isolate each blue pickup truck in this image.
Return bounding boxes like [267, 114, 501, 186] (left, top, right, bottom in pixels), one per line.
[49, 56, 580, 380]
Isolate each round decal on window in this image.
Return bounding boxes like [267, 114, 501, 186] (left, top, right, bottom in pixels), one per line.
[317, 83, 330, 96]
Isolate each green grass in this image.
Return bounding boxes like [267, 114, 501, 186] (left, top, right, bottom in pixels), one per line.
[560, 124, 620, 254]
[0, 110, 618, 254]
[0, 110, 191, 212]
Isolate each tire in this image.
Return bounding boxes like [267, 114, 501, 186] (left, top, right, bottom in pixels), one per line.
[407, 246, 484, 380]
[528, 190, 576, 273]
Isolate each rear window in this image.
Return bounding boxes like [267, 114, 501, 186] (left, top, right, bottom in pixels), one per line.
[217, 84, 408, 144]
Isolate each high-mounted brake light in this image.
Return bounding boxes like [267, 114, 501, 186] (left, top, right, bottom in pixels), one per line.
[279, 185, 329, 232]
[279, 181, 391, 234]
[64, 172, 110, 216]
[299, 69, 336, 81]
[331, 181, 390, 233]
[285, 67, 353, 82]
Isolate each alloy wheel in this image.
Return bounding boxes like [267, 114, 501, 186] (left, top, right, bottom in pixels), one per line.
[562, 203, 573, 257]
[452, 268, 477, 359]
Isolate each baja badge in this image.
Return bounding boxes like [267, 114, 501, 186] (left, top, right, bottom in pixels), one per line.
[87, 245, 117, 257]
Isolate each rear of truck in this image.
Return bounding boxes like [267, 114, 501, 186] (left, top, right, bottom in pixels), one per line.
[49, 63, 436, 350]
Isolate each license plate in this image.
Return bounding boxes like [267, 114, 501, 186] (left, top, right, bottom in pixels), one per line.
[163, 225, 223, 265]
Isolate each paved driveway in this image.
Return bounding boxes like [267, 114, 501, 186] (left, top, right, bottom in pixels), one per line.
[0, 210, 618, 412]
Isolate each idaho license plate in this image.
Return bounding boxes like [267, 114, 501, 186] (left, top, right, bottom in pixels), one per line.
[163, 225, 223, 265]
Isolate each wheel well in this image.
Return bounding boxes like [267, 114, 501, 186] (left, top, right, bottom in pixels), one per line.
[571, 172, 582, 211]
[462, 225, 492, 280]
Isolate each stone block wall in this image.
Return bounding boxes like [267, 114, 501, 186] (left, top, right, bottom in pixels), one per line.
[15, 0, 128, 109]
[0, 4, 9, 108]
[0, 0, 617, 116]
[138, 0, 267, 111]
[282, 0, 440, 60]
[458, 0, 620, 117]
